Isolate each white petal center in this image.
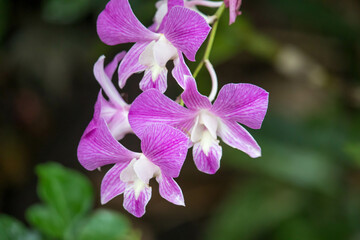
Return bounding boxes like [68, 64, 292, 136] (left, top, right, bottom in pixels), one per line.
[190, 110, 220, 155]
[139, 35, 178, 82]
[120, 155, 161, 199]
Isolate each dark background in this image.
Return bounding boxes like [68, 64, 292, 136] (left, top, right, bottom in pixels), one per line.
[1, 0, 360, 239]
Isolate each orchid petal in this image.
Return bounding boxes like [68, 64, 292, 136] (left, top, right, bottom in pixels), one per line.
[212, 83, 269, 129]
[150, 0, 168, 32]
[101, 162, 128, 204]
[181, 77, 212, 110]
[133, 155, 161, 185]
[164, 6, 211, 61]
[218, 119, 261, 158]
[153, 37, 178, 67]
[168, 0, 184, 10]
[120, 159, 138, 183]
[224, 0, 242, 25]
[94, 55, 127, 107]
[99, 95, 132, 140]
[202, 111, 218, 139]
[139, 68, 168, 93]
[192, 136, 222, 174]
[82, 93, 102, 136]
[156, 0, 185, 33]
[118, 42, 148, 89]
[172, 51, 191, 89]
[157, 174, 185, 206]
[141, 124, 188, 178]
[123, 185, 152, 218]
[77, 117, 139, 171]
[97, 0, 159, 45]
[83, 91, 132, 141]
[129, 89, 195, 138]
[104, 52, 126, 79]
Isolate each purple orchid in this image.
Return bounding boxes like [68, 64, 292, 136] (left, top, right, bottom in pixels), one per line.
[184, 0, 242, 25]
[224, 0, 242, 24]
[155, 0, 242, 25]
[85, 53, 132, 141]
[97, 0, 211, 93]
[129, 77, 268, 174]
[78, 121, 188, 217]
[153, 0, 220, 26]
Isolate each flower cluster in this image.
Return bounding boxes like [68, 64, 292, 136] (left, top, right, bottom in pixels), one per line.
[77, 0, 268, 217]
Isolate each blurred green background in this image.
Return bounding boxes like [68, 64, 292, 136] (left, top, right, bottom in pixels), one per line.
[1, 0, 360, 239]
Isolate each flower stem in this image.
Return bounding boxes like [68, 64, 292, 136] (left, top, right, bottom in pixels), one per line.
[193, 4, 225, 78]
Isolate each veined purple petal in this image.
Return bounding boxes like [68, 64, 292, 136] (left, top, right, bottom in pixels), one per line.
[94, 55, 127, 107]
[212, 83, 269, 129]
[104, 52, 126, 79]
[97, 0, 159, 45]
[118, 42, 148, 89]
[224, 0, 242, 25]
[218, 119, 261, 158]
[129, 89, 195, 138]
[157, 174, 185, 206]
[172, 51, 191, 89]
[141, 124, 188, 178]
[77, 117, 139, 171]
[82, 93, 103, 136]
[181, 76, 212, 110]
[123, 185, 152, 218]
[101, 162, 128, 204]
[192, 140, 222, 174]
[164, 6, 211, 61]
[139, 68, 168, 93]
[151, 0, 167, 32]
[168, 0, 184, 10]
[156, 0, 185, 33]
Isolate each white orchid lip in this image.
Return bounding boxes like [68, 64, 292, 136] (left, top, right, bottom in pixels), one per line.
[190, 110, 220, 155]
[190, 110, 218, 141]
[120, 154, 161, 199]
[139, 34, 178, 82]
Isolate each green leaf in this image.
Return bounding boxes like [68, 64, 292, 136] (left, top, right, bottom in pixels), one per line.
[78, 209, 135, 240]
[0, 214, 42, 240]
[36, 162, 93, 220]
[26, 204, 66, 238]
[26, 162, 93, 238]
[205, 181, 304, 240]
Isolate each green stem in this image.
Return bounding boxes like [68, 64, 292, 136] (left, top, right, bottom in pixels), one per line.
[193, 4, 225, 78]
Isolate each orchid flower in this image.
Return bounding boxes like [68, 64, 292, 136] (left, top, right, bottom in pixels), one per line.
[84, 53, 132, 141]
[154, 0, 242, 25]
[185, 0, 242, 25]
[129, 77, 268, 174]
[223, 0, 242, 24]
[78, 121, 188, 217]
[153, 0, 221, 26]
[97, 0, 211, 93]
